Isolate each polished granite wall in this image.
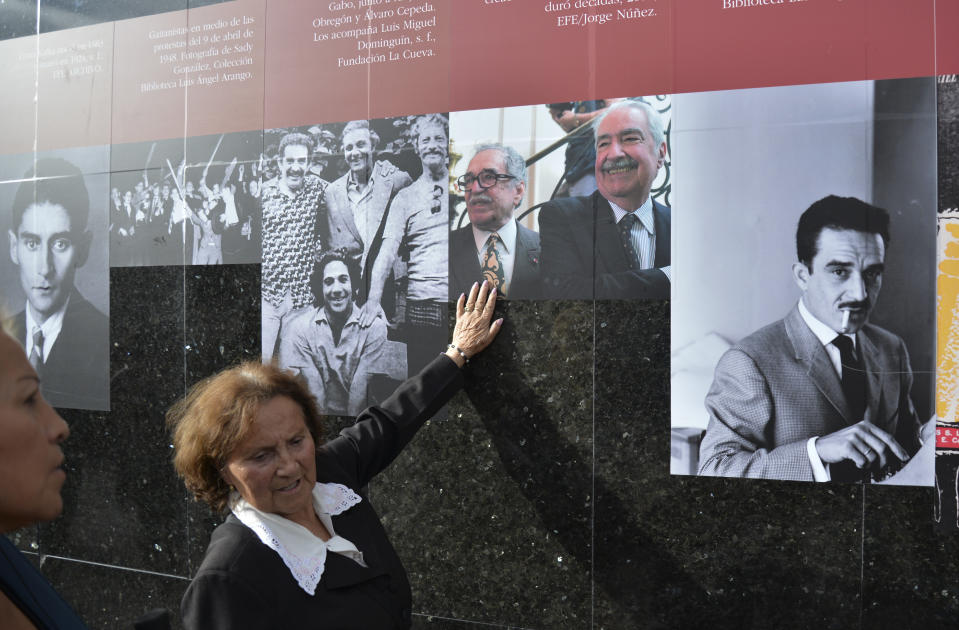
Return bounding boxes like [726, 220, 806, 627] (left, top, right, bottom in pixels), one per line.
[2, 1, 959, 629]
[19, 272, 959, 629]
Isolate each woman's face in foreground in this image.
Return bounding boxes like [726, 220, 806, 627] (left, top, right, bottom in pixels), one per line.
[222, 396, 317, 527]
[0, 331, 70, 532]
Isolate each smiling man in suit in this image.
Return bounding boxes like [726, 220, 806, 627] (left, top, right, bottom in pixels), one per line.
[449, 143, 540, 300]
[8, 158, 109, 410]
[539, 99, 670, 300]
[698, 196, 928, 483]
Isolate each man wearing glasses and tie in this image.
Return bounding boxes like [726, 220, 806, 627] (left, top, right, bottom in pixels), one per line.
[7, 158, 109, 410]
[449, 143, 541, 301]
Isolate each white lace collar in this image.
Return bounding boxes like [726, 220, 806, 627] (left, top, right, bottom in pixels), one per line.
[230, 482, 365, 595]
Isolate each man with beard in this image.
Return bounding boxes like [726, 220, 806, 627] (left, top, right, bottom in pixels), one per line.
[390, 114, 450, 374]
[7, 158, 109, 410]
[277, 248, 386, 416]
[321, 120, 412, 328]
[449, 143, 540, 300]
[539, 99, 671, 300]
[260, 132, 326, 360]
[698, 196, 929, 483]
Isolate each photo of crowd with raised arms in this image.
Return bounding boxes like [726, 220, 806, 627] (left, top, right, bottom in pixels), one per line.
[109, 132, 263, 267]
[449, 96, 672, 302]
[264, 114, 451, 416]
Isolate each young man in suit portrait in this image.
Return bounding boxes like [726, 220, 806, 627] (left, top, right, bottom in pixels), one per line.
[698, 196, 931, 483]
[7, 158, 109, 410]
[539, 99, 670, 300]
[449, 143, 541, 300]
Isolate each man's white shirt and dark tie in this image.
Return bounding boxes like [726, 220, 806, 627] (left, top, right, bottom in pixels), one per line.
[608, 197, 671, 281]
[24, 294, 70, 372]
[798, 297, 863, 481]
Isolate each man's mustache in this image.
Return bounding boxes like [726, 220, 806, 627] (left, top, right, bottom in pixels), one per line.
[468, 193, 493, 204]
[839, 300, 870, 310]
[600, 157, 639, 173]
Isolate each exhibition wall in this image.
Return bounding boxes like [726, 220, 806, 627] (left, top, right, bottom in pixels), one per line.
[1, 1, 958, 628]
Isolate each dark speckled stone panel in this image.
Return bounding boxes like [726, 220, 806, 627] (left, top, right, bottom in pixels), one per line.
[182, 263, 260, 572]
[375, 300, 594, 628]
[647, 479, 863, 630]
[183, 263, 260, 379]
[8, 525, 38, 554]
[939, 82, 959, 211]
[593, 300, 864, 629]
[412, 615, 509, 629]
[42, 556, 187, 629]
[861, 485, 959, 629]
[40, 266, 189, 576]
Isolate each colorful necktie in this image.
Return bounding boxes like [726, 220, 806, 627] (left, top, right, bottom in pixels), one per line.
[482, 232, 507, 295]
[29, 328, 44, 372]
[618, 213, 642, 270]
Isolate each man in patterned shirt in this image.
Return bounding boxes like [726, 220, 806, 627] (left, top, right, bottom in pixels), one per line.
[260, 132, 327, 360]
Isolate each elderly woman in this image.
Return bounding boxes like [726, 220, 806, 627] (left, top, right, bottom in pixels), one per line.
[0, 327, 87, 628]
[169, 281, 502, 629]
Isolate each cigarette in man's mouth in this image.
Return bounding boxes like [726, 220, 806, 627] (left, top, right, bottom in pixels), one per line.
[841, 309, 850, 333]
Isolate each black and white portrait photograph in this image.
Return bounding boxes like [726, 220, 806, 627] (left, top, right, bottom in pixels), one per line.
[669, 78, 937, 487]
[109, 131, 263, 267]
[449, 96, 672, 301]
[0, 147, 110, 411]
[265, 114, 450, 415]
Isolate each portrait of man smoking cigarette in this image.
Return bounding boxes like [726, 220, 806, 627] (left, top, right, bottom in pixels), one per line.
[697, 196, 934, 483]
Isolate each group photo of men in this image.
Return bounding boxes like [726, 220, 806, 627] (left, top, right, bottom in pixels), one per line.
[668, 78, 937, 486]
[109, 132, 263, 267]
[262, 115, 451, 416]
[0, 148, 110, 411]
[264, 99, 675, 415]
